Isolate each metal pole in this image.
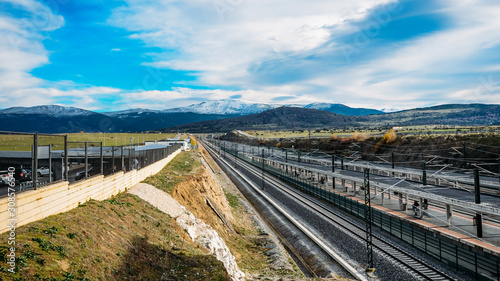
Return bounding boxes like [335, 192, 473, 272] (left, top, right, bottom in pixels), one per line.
[128, 147, 132, 171]
[308, 130, 311, 153]
[48, 144, 52, 183]
[422, 161, 427, 185]
[112, 146, 115, 174]
[121, 146, 124, 172]
[391, 152, 395, 169]
[100, 142, 103, 175]
[64, 135, 68, 181]
[33, 133, 38, 190]
[234, 144, 238, 168]
[85, 142, 88, 179]
[285, 151, 288, 163]
[364, 168, 374, 272]
[261, 149, 265, 190]
[463, 142, 467, 169]
[341, 155, 344, 170]
[332, 155, 335, 173]
[474, 168, 483, 238]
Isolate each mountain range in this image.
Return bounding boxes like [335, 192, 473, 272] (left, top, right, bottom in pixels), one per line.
[0, 101, 381, 133]
[1, 102, 499, 134]
[163, 103, 500, 133]
[102, 100, 382, 116]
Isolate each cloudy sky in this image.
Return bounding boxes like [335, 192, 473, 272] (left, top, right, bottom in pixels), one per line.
[1, 0, 500, 112]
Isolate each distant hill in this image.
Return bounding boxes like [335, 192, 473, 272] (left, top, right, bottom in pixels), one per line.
[359, 104, 500, 127]
[304, 103, 382, 116]
[1, 105, 95, 117]
[162, 103, 500, 132]
[0, 112, 118, 134]
[0, 105, 239, 133]
[109, 112, 240, 132]
[161, 107, 358, 133]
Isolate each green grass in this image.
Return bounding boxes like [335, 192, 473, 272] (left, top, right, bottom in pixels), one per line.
[224, 191, 240, 209]
[142, 150, 201, 194]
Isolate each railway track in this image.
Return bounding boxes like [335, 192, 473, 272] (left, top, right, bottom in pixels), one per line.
[202, 140, 456, 281]
[202, 140, 367, 280]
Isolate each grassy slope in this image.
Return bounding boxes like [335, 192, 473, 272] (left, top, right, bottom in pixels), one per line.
[0, 155, 228, 280]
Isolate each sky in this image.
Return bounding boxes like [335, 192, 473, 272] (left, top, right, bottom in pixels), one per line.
[1, 0, 500, 112]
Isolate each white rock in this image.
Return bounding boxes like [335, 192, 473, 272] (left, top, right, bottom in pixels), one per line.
[129, 183, 245, 280]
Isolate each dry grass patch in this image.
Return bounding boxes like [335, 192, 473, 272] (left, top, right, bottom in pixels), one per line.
[0, 193, 228, 281]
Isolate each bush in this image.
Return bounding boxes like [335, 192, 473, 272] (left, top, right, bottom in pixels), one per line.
[382, 129, 397, 144]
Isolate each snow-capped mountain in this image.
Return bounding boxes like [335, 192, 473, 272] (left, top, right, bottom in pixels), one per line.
[303, 102, 383, 116]
[103, 108, 160, 117]
[0, 105, 95, 117]
[163, 100, 278, 115]
[380, 107, 404, 113]
[104, 100, 384, 116]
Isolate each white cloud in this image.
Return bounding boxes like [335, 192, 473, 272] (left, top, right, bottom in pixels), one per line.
[109, 0, 396, 88]
[107, 0, 500, 110]
[0, 0, 65, 95]
[296, 0, 500, 109]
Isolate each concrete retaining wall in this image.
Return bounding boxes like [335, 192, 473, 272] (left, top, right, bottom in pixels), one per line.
[0, 148, 182, 234]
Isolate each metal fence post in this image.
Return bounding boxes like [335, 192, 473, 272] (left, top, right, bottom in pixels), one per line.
[33, 133, 39, 190]
[100, 142, 103, 175]
[64, 135, 69, 181]
[120, 146, 124, 172]
[112, 146, 115, 174]
[48, 144, 52, 183]
[85, 142, 88, 179]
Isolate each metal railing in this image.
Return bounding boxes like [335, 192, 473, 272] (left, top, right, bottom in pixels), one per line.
[0, 131, 182, 194]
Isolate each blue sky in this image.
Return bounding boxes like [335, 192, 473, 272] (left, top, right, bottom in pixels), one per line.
[1, 0, 500, 112]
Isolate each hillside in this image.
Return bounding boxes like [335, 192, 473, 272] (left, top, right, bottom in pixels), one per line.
[360, 104, 500, 127]
[162, 104, 500, 133]
[304, 103, 382, 116]
[0, 105, 238, 133]
[162, 106, 358, 132]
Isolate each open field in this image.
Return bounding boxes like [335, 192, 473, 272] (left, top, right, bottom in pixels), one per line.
[244, 125, 500, 139]
[0, 133, 178, 151]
